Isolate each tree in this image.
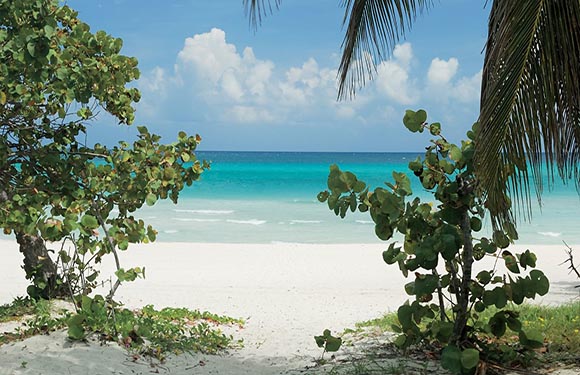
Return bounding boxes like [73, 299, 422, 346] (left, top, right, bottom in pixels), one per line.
[319, 111, 549, 374]
[0, 0, 207, 298]
[244, 0, 580, 228]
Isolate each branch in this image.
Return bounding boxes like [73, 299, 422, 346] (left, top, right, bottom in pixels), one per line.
[561, 241, 580, 284]
[92, 203, 122, 300]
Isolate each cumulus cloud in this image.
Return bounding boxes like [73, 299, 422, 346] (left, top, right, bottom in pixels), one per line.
[393, 43, 413, 67]
[451, 70, 482, 103]
[225, 105, 275, 123]
[177, 28, 275, 108]
[279, 58, 336, 106]
[137, 31, 481, 129]
[428, 57, 459, 85]
[374, 42, 417, 104]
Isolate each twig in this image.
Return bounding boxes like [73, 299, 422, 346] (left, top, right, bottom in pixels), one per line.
[561, 241, 580, 286]
[92, 203, 122, 300]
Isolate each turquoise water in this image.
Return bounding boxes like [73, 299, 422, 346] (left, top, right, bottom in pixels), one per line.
[135, 151, 580, 245]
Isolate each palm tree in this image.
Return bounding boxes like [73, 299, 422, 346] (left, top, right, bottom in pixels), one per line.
[244, 0, 580, 229]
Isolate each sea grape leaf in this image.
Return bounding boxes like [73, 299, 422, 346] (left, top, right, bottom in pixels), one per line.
[530, 270, 550, 295]
[80, 215, 99, 229]
[403, 109, 426, 133]
[502, 251, 520, 273]
[429, 122, 441, 136]
[519, 328, 544, 349]
[441, 345, 462, 374]
[461, 348, 480, 370]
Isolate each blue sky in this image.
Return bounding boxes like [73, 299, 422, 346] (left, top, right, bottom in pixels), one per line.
[68, 0, 490, 152]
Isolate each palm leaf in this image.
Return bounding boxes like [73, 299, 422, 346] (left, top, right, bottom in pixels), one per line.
[338, 0, 432, 99]
[243, 0, 282, 30]
[475, 0, 580, 229]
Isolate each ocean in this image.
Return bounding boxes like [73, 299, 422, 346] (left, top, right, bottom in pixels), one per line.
[136, 151, 580, 245]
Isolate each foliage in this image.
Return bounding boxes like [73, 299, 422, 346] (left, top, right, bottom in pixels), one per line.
[0, 297, 36, 323]
[0, 0, 208, 298]
[0, 297, 243, 358]
[315, 329, 343, 360]
[319, 110, 550, 374]
[357, 300, 580, 367]
[0, 298, 69, 344]
[66, 296, 243, 358]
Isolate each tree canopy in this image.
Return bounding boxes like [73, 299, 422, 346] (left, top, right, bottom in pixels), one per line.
[0, 0, 207, 298]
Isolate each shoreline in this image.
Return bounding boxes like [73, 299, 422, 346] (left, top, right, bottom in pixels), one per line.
[1, 240, 579, 374]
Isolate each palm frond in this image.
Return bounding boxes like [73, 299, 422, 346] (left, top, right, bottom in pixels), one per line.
[243, 0, 282, 30]
[475, 0, 580, 229]
[338, 0, 432, 99]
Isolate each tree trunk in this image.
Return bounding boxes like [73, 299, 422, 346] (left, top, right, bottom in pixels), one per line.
[452, 209, 475, 346]
[16, 232, 64, 299]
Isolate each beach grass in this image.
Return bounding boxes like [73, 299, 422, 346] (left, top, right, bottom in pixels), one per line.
[354, 301, 580, 362]
[0, 296, 243, 358]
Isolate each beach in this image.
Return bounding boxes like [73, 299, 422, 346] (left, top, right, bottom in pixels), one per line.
[1, 239, 578, 374]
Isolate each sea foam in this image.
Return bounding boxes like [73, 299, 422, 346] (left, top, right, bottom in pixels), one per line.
[173, 209, 234, 215]
[290, 220, 321, 224]
[538, 231, 561, 237]
[226, 219, 266, 226]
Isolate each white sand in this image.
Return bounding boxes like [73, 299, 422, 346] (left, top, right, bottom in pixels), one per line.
[0, 240, 578, 374]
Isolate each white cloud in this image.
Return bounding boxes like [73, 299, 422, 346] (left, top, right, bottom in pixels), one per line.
[139, 67, 167, 95]
[427, 57, 459, 85]
[450, 70, 482, 103]
[177, 28, 241, 84]
[138, 32, 481, 129]
[225, 105, 275, 123]
[220, 70, 244, 101]
[279, 58, 336, 106]
[176, 28, 275, 107]
[393, 43, 413, 67]
[374, 43, 417, 105]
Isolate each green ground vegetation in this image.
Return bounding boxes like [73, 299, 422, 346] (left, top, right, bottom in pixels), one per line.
[355, 301, 580, 365]
[0, 297, 243, 360]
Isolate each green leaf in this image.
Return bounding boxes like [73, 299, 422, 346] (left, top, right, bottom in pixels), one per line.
[429, 122, 441, 136]
[397, 304, 414, 329]
[314, 335, 325, 348]
[314, 330, 342, 352]
[449, 145, 462, 162]
[393, 334, 407, 348]
[476, 270, 492, 284]
[67, 314, 86, 340]
[392, 172, 412, 196]
[80, 215, 99, 229]
[530, 270, 550, 295]
[44, 24, 55, 37]
[408, 157, 423, 172]
[461, 348, 480, 369]
[489, 313, 507, 337]
[145, 193, 157, 206]
[26, 42, 36, 57]
[414, 274, 438, 297]
[382, 243, 402, 264]
[519, 328, 544, 349]
[470, 217, 482, 231]
[519, 249, 537, 268]
[441, 345, 462, 374]
[502, 251, 520, 273]
[403, 109, 426, 133]
[325, 336, 342, 352]
[493, 231, 511, 249]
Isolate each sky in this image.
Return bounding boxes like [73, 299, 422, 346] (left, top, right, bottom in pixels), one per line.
[67, 0, 490, 152]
